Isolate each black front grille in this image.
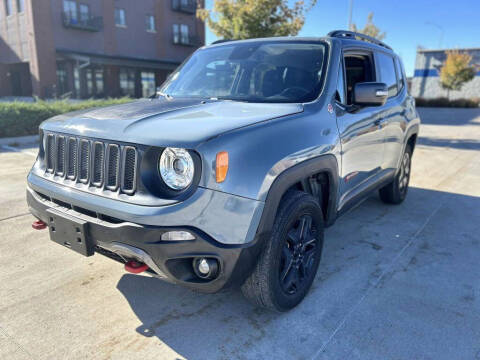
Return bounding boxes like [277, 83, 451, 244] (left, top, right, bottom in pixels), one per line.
[43, 133, 138, 195]
[55, 136, 66, 176]
[46, 134, 55, 173]
[122, 146, 137, 193]
[67, 137, 77, 179]
[92, 142, 104, 186]
[79, 139, 90, 183]
[106, 144, 120, 190]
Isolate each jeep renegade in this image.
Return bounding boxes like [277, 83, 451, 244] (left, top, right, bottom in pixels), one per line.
[27, 31, 420, 311]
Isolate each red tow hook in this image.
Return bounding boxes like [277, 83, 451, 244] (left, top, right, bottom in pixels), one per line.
[125, 260, 149, 274]
[32, 220, 47, 230]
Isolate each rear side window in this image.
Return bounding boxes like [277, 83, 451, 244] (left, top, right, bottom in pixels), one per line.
[394, 57, 405, 93]
[376, 52, 398, 98]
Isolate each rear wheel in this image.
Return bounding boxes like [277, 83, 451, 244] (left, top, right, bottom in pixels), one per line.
[241, 191, 324, 312]
[379, 144, 412, 204]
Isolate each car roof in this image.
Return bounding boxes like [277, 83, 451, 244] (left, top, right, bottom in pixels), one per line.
[207, 31, 396, 56]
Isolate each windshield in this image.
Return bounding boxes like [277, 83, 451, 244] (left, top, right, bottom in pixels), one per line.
[159, 41, 327, 103]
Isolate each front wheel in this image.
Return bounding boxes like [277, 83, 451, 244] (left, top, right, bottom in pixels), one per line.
[379, 144, 412, 204]
[241, 191, 324, 312]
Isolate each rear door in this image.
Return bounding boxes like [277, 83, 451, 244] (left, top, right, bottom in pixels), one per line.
[374, 51, 407, 170]
[335, 49, 386, 210]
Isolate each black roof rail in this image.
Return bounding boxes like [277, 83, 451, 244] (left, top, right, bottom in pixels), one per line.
[211, 39, 235, 45]
[327, 30, 392, 51]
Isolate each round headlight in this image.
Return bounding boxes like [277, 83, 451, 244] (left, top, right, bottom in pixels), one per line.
[159, 147, 194, 190]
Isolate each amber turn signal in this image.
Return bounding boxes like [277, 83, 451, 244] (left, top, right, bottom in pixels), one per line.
[216, 151, 229, 183]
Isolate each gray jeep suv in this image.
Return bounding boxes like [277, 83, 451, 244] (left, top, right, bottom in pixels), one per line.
[27, 31, 420, 311]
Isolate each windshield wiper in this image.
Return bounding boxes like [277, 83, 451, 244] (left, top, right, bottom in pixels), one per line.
[155, 91, 173, 100]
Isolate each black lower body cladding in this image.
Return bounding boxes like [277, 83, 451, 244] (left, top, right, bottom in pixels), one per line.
[26, 189, 263, 293]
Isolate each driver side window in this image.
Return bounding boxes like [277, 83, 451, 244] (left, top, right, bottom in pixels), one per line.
[344, 53, 375, 105]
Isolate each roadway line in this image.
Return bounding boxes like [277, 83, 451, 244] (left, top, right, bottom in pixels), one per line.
[309, 200, 445, 359]
[0, 145, 37, 157]
[0, 213, 30, 223]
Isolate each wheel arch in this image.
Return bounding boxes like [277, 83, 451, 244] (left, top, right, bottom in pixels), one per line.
[405, 124, 419, 152]
[255, 154, 339, 241]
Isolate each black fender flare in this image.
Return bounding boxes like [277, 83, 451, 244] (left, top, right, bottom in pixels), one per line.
[255, 154, 339, 240]
[404, 123, 420, 147]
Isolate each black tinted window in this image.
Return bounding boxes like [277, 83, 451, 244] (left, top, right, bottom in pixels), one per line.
[395, 57, 405, 92]
[336, 63, 346, 104]
[344, 54, 374, 105]
[376, 52, 398, 97]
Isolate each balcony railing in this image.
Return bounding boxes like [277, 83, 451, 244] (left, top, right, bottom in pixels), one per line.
[172, 34, 200, 47]
[171, 0, 197, 14]
[62, 12, 103, 32]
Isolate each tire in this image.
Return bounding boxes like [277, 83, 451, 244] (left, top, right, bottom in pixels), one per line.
[241, 190, 324, 312]
[379, 144, 412, 204]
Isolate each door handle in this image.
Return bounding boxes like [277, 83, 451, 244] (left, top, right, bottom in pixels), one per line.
[374, 118, 387, 127]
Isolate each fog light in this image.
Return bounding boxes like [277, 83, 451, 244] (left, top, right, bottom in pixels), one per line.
[161, 231, 195, 241]
[193, 257, 219, 279]
[198, 258, 210, 275]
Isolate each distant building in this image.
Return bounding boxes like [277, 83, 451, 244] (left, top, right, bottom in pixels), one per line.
[411, 47, 480, 99]
[0, 0, 205, 99]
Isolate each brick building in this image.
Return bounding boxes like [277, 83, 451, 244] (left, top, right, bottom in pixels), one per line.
[411, 47, 480, 99]
[0, 0, 205, 99]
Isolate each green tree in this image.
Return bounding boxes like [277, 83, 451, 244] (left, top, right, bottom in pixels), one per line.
[350, 12, 386, 40]
[197, 0, 317, 40]
[440, 50, 476, 98]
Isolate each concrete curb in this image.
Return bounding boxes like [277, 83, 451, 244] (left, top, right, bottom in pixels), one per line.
[0, 135, 38, 146]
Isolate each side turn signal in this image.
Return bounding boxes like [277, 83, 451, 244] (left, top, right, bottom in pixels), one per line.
[216, 151, 229, 183]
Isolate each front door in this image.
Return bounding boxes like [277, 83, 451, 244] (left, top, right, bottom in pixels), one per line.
[335, 50, 386, 210]
[10, 71, 22, 96]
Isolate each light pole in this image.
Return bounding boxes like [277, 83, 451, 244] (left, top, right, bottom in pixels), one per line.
[425, 21, 444, 49]
[347, 0, 353, 30]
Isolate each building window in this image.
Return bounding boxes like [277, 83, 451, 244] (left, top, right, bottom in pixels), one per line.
[63, 0, 77, 22]
[145, 15, 155, 32]
[172, 0, 196, 13]
[173, 24, 191, 45]
[56, 64, 69, 96]
[119, 68, 135, 97]
[180, 24, 189, 44]
[172, 24, 180, 44]
[79, 3, 90, 21]
[115, 8, 126, 27]
[95, 69, 104, 96]
[74, 66, 80, 97]
[141, 72, 156, 97]
[86, 69, 93, 97]
[5, 0, 13, 16]
[16, 0, 24, 13]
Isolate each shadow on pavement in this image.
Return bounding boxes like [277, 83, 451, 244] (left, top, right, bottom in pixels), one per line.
[417, 137, 480, 150]
[116, 187, 480, 359]
[417, 107, 480, 126]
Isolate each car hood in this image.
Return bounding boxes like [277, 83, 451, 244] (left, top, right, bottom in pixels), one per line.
[41, 98, 304, 148]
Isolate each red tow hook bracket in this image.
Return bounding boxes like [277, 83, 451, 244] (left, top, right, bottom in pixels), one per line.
[32, 220, 47, 230]
[125, 260, 149, 274]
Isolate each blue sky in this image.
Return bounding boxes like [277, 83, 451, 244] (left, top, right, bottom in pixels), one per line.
[204, 0, 480, 77]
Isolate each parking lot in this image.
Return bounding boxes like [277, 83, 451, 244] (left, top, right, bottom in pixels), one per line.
[1, 107, 479, 360]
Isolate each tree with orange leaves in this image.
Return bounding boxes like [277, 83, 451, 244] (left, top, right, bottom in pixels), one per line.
[197, 0, 317, 40]
[440, 51, 476, 98]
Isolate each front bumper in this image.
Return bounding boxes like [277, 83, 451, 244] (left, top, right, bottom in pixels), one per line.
[26, 175, 265, 292]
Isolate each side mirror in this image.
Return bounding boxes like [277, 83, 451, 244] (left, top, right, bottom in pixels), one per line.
[353, 82, 388, 106]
